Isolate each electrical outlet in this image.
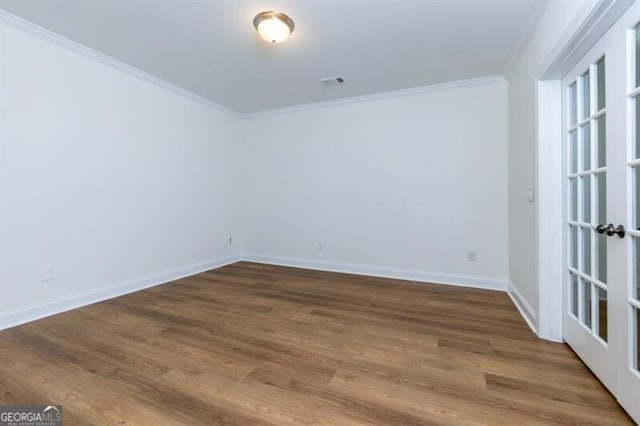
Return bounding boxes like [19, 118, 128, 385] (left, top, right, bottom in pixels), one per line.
[40, 264, 54, 282]
[467, 251, 477, 262]
[224, 236, 232, 247]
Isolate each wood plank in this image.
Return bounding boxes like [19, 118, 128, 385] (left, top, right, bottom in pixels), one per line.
[0, 262, 633, 424]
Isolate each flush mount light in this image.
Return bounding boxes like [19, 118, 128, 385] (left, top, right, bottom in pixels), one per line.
[253, 11, 294, 44]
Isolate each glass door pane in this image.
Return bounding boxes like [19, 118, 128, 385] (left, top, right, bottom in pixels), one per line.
[564, 9, 640, 422]
[635, 309, 640, 372]
[629, 22, 640, 377]
[566, 57, 608, 340]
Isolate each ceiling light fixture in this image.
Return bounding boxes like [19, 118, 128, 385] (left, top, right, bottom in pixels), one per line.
[253, 11, 294, 44]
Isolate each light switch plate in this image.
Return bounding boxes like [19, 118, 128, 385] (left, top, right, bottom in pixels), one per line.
[527, 186, 535, 203]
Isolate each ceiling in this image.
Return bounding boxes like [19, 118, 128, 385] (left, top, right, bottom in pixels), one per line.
[0, 0, 545, 113]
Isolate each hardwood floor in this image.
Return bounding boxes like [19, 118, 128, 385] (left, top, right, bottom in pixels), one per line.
[0, 262, 633, 425]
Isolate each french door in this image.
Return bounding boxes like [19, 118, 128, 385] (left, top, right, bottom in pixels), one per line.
[563, 2, 640, 422]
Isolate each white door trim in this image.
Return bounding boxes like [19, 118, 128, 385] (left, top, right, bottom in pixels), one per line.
[536, 79, 564, 342]
[536, 0, 634, 341]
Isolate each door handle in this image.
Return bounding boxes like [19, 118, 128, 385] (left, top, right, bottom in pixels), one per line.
[605, 223, 625, 239]
[595, 224, 607, 234]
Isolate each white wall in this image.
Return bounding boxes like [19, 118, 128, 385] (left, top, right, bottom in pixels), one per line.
[0, 18, 243, 328]
[506, 0, 593, 320]
[0, 12, 511, 330]
[242, 79, 509, 288]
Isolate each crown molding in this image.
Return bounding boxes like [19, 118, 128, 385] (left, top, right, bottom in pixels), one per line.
[0, 10, 242, 119]
[1, 9, 507, 120]
[242, 75, 506, 119]
[502, 0, 549, 78]
[539, 0, 633, 80]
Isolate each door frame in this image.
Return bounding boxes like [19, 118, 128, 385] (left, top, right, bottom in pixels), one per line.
[534, 0, 634, 341]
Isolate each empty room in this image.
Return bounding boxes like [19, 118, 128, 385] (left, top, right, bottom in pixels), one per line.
[1, 0, 639, 424]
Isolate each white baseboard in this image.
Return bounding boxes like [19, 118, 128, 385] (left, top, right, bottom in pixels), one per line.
[243, 254, 508, 292]
[507, 281, 540, 337]
[0, 255, 242, 330]
[0, 254, 536, 336]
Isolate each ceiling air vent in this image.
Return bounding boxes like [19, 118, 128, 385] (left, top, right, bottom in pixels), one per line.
[320, 76, 345, 87]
